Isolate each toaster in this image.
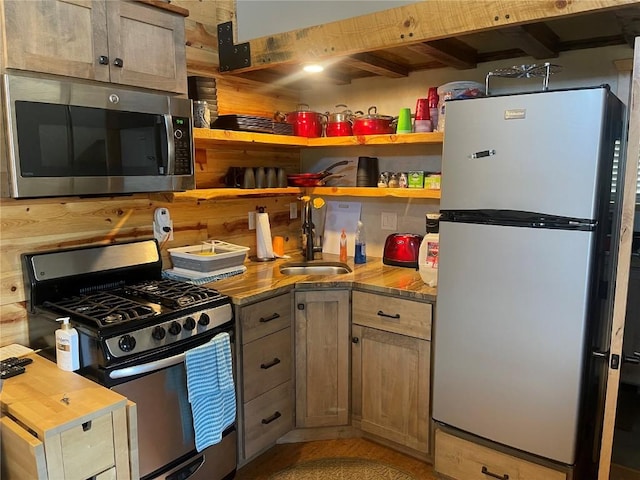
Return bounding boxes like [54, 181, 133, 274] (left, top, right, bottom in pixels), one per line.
[383, 233, 423, 268]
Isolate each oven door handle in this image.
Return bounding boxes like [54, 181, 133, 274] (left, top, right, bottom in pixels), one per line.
[109, 351, 186, 379]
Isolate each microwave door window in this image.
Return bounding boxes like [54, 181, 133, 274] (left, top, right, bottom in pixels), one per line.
[71, 107, 166, 176]
[117, 113, 168, 176]
[15, 101, 77, 177]
[15, 102, 169, 178]
[69, 107, 110, 175]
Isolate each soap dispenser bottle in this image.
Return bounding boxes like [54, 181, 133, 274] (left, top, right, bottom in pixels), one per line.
[55, 317, 79, 371]
[354, 220, 366, 264]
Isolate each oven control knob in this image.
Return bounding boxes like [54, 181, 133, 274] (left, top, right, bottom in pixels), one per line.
[198, 313, 210, 326]
[184, 317, 196, 331]
[119, 335, 136, 352]
[169, 321, 182, 335]
[152, 326, 166, 340]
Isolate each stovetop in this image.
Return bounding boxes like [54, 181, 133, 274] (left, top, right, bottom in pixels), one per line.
[42, 279, 228, 330]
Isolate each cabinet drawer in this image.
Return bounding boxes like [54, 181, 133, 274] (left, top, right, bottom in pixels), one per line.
[352, 291, 432, 340]
[243, 382, 294, 460]
[239, 293, 292, 344]
[243, 327, 292, 402]
[435, 429, 567, 480]
[59, 413, 116, 480]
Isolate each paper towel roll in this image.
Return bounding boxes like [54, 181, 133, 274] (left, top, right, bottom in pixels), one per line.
[256, 212, 275, 259]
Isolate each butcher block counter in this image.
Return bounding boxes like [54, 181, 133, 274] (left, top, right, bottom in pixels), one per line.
[0, 355, 136, 480]
[208, 254, 437, 305]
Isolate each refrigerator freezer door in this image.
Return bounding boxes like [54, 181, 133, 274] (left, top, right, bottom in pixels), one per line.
[432, 221, 594, 464]
[440, 88, 610, 220]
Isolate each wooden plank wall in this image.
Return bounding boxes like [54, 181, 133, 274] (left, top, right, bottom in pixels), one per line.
[0, 0, 302, 347]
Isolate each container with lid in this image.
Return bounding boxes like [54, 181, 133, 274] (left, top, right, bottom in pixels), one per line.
[436, 81, 484, 132]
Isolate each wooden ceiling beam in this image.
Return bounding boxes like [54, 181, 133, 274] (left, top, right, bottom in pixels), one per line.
[225, 0, 639, 74]
[498, 23, 560, 59]
[614, 6, 640, 47]
[407, 38, 477, 70]
[342, 53, 409, 78]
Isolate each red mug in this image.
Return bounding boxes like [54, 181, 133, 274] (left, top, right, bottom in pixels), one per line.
[415, 98, 430, 121]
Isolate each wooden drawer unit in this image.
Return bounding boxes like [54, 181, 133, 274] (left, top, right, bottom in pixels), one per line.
[435, 429, 568, 480]
[239, 292, 292, 344]
[242, 381, 294, 460]
[242, 327, 292, 402]
[0, 355, 134, 480]
[352, 290, 432, 340]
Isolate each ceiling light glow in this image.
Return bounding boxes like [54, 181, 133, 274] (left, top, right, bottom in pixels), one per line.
[303, 64, 324, 73]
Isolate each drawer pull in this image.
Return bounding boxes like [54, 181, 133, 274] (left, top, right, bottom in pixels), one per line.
[259, 313, 281, 323]
[261, 411, 282, 424]
[260, 357, 281, 369]
[377, 310, 400, 319]
[82, 421, 92, 432]
[481, 466, 509, 480]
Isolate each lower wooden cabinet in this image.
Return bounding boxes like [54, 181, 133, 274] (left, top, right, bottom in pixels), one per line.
[237, 292, 294, 463]
[294, 289, 350, 428]
[351, 324, 431, 454]
[435, 429, 568, 480]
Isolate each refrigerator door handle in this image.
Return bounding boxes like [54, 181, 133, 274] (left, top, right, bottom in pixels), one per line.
[592, 348, 609, 360]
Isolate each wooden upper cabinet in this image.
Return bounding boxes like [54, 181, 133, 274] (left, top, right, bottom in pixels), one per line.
[106, 1, 187, 93]
[1, 0, 187, 94]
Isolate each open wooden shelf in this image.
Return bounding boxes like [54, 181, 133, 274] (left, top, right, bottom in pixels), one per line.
[154, 186, 441, 202]
[193, 128, 444, 148]
[308, 186, 441, 199]
[187, 129, 444, 202]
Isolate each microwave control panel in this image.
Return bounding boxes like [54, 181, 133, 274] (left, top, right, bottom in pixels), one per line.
[172, 117, 193, 175]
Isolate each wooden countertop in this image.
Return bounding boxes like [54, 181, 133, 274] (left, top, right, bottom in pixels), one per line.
[0, 355, 127, 439]
[209, 253, 437, 305]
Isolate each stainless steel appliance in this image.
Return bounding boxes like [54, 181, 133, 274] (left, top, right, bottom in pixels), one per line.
[432, 86, 623, 468]
[2, 73, 195, 198]
[382, 233, 423, 268]
[24, 239, 236, 480]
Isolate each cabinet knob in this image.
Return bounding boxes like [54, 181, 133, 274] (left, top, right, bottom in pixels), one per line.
[98, 55, 109, 65]
[297, 303, 305, 310]
[352, 337, 359, 344]
[113, 57, 124, 68]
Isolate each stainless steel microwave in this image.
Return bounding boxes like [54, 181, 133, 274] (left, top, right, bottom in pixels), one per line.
[2, 73, 195, 198]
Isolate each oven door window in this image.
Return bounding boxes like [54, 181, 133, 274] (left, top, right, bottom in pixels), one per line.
[112, 363, 195, 479]
[15, 101, 168, 177]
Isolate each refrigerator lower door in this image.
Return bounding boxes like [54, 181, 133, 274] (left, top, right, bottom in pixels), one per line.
[432, 221, 594, 464]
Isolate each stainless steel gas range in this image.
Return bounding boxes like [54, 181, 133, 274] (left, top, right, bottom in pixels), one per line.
[24, 239, 237, 480]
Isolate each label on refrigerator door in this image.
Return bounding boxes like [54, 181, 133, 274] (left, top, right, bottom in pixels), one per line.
[504, 108, 526, 120]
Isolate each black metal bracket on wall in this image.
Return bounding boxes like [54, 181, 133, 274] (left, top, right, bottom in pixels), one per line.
[218, 21, 251, 72]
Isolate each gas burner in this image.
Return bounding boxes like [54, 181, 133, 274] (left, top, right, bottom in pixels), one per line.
[125, 279, 224, 309]
[44, 292, 160, 327]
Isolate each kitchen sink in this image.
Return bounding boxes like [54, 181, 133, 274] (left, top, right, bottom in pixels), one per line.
[279, 261, 352, 275]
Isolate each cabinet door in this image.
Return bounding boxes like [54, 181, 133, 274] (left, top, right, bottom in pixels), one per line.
[352, 324, 430, 454]
[295, 289, 350, 428]
[106, 1, 187, 93]
[2, 0, 110, 82]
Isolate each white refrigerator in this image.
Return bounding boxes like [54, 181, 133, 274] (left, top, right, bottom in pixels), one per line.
[431, 86, 624, 465]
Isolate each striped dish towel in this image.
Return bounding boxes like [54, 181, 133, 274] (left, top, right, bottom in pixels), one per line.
[185, 332, 236, 452]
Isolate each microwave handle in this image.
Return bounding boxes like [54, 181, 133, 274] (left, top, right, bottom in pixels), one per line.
[109, 350, 185, 379]
[165, 113, 175, 175]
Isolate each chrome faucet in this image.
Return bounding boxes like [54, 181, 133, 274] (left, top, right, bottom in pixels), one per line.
[301, 198, 322, 260]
